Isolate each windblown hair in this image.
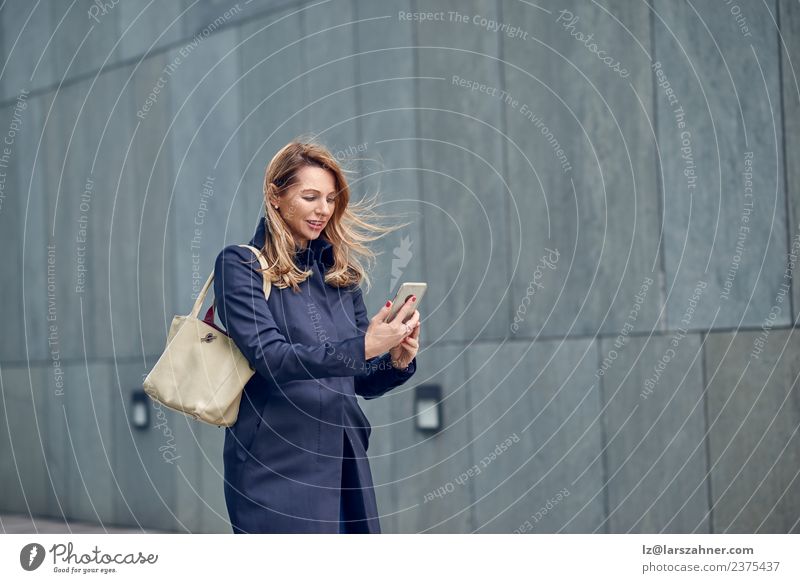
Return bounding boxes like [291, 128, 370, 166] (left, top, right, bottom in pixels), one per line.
[258, 136, 409, 294]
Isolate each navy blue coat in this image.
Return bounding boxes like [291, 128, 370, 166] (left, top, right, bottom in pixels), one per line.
[213, 216, 417, 533]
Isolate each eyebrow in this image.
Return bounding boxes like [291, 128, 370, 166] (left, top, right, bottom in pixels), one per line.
[301, 189, 338, 196]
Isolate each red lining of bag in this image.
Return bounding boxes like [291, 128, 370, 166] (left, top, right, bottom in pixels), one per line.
[203, 305, 230, 336]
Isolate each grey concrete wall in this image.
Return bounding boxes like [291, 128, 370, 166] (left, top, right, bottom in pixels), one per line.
[0, 0, 797, 533]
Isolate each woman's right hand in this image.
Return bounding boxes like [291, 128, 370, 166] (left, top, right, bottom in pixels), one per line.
[364, 296, 420, 360]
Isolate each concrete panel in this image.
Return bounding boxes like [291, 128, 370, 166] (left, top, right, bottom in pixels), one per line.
[46, 64, 136, 359]
[105, 59, 159, 363]
[654, 0, 787, 329]
[0, 12, 3, 97]
[196, 422, 229, 533]
[0, 91, 51, 362]
[353, 0, 425, 301]
[0, 0, 58, 100]
[41, 77, 89, 364]
[414, 0, 511, 343]
[117, 0, 184, 63]
[301, 0, 359, 150]
[601, 333, 710, 532]
[50, 0, 122, 82]
[0, 8, 4, 96]
[156, 402, 207, 533]
[237, 7, 309, 236]
[43, 359, 71, 520]
[779, 0, 800, 322]
[180, 0, 259, 43]
[504, 0, 662, 338]
[61, 362, 115, 524]
[166, 26, 242, 317]
[111, 362, 181, 532]
[120, 51, 176, 357]
[0, 365, 52, 516]
[391, 344, 472, 533]
[704, 329, 800, 533]
[467, 338, 605, 533]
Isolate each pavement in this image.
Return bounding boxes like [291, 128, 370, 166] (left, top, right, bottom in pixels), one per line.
[0, 513, 171, 534]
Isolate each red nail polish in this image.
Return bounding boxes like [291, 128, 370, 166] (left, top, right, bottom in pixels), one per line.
[411, 295, 416, 302]
[385, 300, 392, 307]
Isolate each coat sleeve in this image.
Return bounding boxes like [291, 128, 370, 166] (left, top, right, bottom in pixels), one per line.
[350, 285, 417, 400]
[213, 245, 370, 384]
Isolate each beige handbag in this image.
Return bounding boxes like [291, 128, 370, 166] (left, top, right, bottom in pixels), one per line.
[142, 244, 271, 427]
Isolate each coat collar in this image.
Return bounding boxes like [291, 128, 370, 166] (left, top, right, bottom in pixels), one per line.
[248, 215, 335, 269]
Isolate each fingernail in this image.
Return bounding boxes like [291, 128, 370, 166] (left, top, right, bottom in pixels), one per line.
[385, 300, 392, 307]
[411, 295, 416, 301]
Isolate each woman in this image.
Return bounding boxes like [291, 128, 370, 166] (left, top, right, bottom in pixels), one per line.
[213, 140, 420, 533]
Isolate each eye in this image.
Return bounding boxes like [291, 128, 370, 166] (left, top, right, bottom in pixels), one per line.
[327, 198, 336, 204]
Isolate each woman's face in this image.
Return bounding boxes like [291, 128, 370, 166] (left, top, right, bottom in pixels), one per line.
[272, 165, 338, 249]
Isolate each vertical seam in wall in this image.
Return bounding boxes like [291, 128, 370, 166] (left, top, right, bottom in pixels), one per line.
[404, 0, 422, 532]
[700, 330, 715, 533]
[162, 40, 190, 527]
[166, 53, 179, 365]
[300, 7, 308, 130]
[596, 339, 611, 533]
[352, 0, 364, 173]
[497, 0, 514, 344]
[411, 0, 427, 292]
[776, 0, 795, 321]
[463, 346, 478, 533]
[648, 0, 669, 333]
[61, 405, 72, 523]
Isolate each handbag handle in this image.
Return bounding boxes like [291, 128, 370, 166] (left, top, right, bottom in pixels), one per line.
[190, 244, 272, 319]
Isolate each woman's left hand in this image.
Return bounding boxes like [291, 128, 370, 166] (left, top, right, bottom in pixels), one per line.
[389, 319, 420, 370]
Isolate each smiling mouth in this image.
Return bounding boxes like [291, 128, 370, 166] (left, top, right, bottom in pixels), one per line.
[307, 220, 325, 229]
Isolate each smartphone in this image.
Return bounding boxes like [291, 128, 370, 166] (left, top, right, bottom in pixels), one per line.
[385, 282, 427, 324]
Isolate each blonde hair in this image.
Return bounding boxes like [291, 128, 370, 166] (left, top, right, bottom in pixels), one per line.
[259, 136, 410, 294]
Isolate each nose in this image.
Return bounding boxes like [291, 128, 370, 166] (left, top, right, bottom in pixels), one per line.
[316, 199, 332, 217]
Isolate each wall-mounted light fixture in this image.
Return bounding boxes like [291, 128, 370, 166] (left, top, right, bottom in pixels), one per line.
[130, 389, 150, 430]
[414, 384, 442, 433]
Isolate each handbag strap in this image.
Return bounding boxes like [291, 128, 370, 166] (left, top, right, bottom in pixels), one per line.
[238, 244, 272, 300]
[190, 244, 272, 319]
